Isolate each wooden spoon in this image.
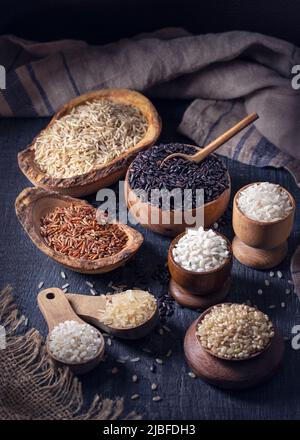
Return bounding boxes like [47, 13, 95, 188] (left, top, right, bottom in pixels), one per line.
[65, 290, 160, 340]
[15, 187, 143, 274]
[161, 112, 258, 166]
[38, 288, 105, 375]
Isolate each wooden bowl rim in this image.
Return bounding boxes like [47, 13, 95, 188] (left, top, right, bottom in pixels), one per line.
[195, 303, 275, 361]
[125, 148, 231, 215]
[18, 88, 161, 189]
[234, 182, 296, 226]
[15, 187, 144, 272]
[168, 230, 232, 276]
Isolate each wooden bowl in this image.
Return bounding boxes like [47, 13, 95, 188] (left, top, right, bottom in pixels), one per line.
[18, 88, 161, 197]
[232, 183, 295, 269]
[184, 311, 284, 389]
[195, 304, 274, 361]
[124, 166, 231, 237]
[168, 231, 232, 295]
[233, 183, 295, 250]
[15, 187, 143, 274]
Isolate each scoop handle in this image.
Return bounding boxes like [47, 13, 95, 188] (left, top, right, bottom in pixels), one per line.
[193, 112, 259, 162]
[65, 293, 106, 327]
[38, 287, 81, 332]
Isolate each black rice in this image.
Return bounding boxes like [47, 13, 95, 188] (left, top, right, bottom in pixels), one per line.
[128, 143, 229, 209]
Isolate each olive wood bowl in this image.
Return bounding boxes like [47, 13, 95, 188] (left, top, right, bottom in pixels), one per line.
[124, 164, 231, 237]
[15, 187, 143, 274]
[232, 183, 296, 269]
[18, 88, 161, 197]
[184, 311, 285, 389]
[168, 231, 232, 309]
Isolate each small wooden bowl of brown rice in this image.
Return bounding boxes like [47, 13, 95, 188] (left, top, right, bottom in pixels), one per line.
[194, 303, 275, 361]
[184, 303, 285, 389]
[18, 88, 161, 197]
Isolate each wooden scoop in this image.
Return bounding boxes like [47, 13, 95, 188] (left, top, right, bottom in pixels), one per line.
[161, 112, 258, 166]
[65, 290, 160, 340]
[38, 288, 105, 375]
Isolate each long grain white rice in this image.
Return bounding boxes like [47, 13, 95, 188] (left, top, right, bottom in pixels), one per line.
[99, 289, 157, 329]
[237, 182, 292, 222]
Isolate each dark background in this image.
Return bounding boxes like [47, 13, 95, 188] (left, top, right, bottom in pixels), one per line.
[0, 0, 300, 45]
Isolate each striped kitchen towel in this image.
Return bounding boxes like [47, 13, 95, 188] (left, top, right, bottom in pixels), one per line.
[179, 98, 300, 187]
[0, 29, 299, 290]
[0, 29, 300, 173]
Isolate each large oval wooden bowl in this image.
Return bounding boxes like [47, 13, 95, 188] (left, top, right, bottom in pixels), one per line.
[125, 168, 231, 237]
[168, 232, 232, 295]
[233, 183, 296, 250]
[15, 187, 144, 274]
[18, 89, 161, 197]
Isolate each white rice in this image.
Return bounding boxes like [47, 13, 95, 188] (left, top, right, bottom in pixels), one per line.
[237, 182, 292, 222]
[48, 320, 102, 363]
[172, 227, 230, 272]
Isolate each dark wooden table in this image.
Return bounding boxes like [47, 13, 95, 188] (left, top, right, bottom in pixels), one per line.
[0, 99, 299, 420]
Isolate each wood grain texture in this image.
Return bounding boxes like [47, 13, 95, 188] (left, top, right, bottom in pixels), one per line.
[65, 292, 160, 339]
[233, 183, 295, 250]
[168, 231, 232, 294]
[38, 287, 105, 374]
[232, 237, 288, 269]
[18, 88, 162, 197]
[184, 317, 285, 389]
[1, 103, 300, 419]
[15, 187, 144, 274]
[232, 184, 295, 269]
[125, 164, 231, 236]
[168, 278, 231, 309]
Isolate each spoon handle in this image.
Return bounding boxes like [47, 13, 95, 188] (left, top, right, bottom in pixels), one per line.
[193, 112, 258, 163]
[38, 287, 81, 332]
[65, 293, 106, 327]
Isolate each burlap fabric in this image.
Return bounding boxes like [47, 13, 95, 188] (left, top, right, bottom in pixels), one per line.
[0, 286, 139, 420]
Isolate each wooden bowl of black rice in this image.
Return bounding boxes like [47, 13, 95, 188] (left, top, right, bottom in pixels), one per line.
[125, 143, 231, 237]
